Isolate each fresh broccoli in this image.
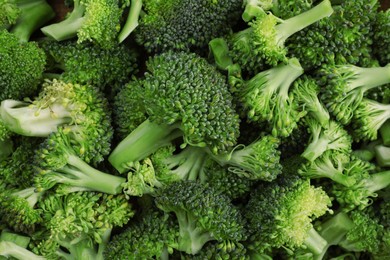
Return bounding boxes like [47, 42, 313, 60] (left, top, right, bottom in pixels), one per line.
[301, 118, 352, 162]
[0, 230, 44, 260]
[319, 64, 390, 125]
[104, 209, 179, 259]
[135, 0, 242, 53]
[155, 180, 247, 255]
[241, 0, 273, 22]
[0, 0, 54, 42]
[109, 52, 240, 173]
[0, 123, 13, 161]
[0, 30, 46, 101]
[245, 174, 331, 255]
[372, 9, 389, 66]
[226, 0, 333, 74]
[374, 144, 390, 167]
[229, 58, 305, 137]
[181, 240, 249, 260]
[271, 0, 315, 19]
[353, 98, 390, 141]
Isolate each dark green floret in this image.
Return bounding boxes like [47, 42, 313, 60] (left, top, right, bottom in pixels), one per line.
[372, 9, 390, 66]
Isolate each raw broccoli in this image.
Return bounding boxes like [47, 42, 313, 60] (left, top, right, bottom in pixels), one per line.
[242, 0, 273, 22]
[229, 58, 305, 137]
[109, 52, 240, 173]
[319, 64, 390, 125]
[0, 0, 54, 42]
[375, 144, 390, 167]
[155, 180, 247, 255]
[0, 30, 46, 101]
[226, 0, 333, 74]
[245, 174, 331, 255]
[181, 240, 249, 260]
[0, 230, 44, 260]
[135, 0, 242, 53]
[372, 9, 389, 66]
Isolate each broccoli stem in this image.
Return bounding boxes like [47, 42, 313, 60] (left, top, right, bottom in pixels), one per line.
[13, 188, 42, 208]
[364, 170, 390, 193]
[349, 65, 390, 92]
[275, 0, 333, 44]
[209, 38, 233, 70]
[118, 0, 142, 43]
[303, 228, 328, 256]
[0, 230, 30, 249]
[242, 0, 272, 22]
[40, 0, 85, 41]
[0, 241, 45, 260]
[10, 0, 55, 42]
[375, 145, 390, 167]
[0, 100, 72, 137]
[109, 119, 182, 173]
[53, 154, 126, 195]
[379, 120, 390, 146]
[302, 133, 329, 162]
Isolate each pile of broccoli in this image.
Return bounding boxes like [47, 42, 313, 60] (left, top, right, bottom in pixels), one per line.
[0, 0, 389, 259]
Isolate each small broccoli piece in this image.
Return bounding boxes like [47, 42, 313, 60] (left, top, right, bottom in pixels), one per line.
[292, 75, 330, 128]
[135, 0, 242, 53]
[0, 0, 54, 42]
[109, 52, 240, 173]
[230, 58, 305, 137]
[155, 180, 247, 255]
[242, 0, 273, 22]
[41, 0, 123, 49]
[245, 174, 331, 255]
[210, 135, 282, 181]
[104, 209, 179, 259]
[227, 0, 333, 74]
[0, 240, 44, 260]
[182, 240, 249, 260]
[271, 0, 314, 19]
[353, 99, 390, 141]
[301, 118, 352, 162]
[0, 30, 46, 101]
[319, 64, 390, 125]
[372, 10, 389, 66]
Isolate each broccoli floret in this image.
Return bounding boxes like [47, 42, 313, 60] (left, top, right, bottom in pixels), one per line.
[135, 0, 242, 53]
[372, 9, 390, 66]
[109, 52, 240, 173]
[245, 174, 331, 255]
[229, 58, 305, 137]
[227, 0, 333, 74]
[0, 30, 46, 101]
[353, 98, 390, 141]
[241, 0, 273, 22]
[301, 118, 352, 162]
[319, 64, 390, 125]
[0, 0, 54, 42]
[182, 240, 249, 260]
[155, 180, 247, 255]
[104, 209, 179, 259]
[271, 0, 315, 19]
[41, 0, 124, 49]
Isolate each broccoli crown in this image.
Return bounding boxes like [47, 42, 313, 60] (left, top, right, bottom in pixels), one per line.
[155, 180, 247, 254]
[134, 51, 240, 154]
[104, 210, 179, 259]
[0, 0, 20, 26]
[182, 240, 249, 260]
[0, 30, 46, 101]
[41, 40, 138, 92]
[246, 175, 331, 252]
[373, 10, 390, 66]
[136, 0, 242, 53]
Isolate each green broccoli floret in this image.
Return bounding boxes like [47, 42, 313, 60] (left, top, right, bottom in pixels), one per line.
[0, 0, 54, 42]
[372, 9, 389, 66]
[41, 39, 138, 94]
[155, 180, 247, 255]
[135, 0, 242, 53]
[229, 58, 305, 137]
[319, 64, 390, 125]
[241, 0, 273, 22]
[271, 0, 315, 19]
[245, 174, 331, 255]
[209, 135, 282, 181]
[40, 0, 124, 49]
[0, 30, 46, 101]
[227, 0, 333, 74]
[104, 209, 179, 259]
[109, 52, 240, 173]
[353, 98, 390, 141]
[301, 118, 352, 162]
[182, 240, 249, 260]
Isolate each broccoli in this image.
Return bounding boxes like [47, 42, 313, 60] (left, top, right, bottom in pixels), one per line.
[372, 9, 389, 66]
[0, 230, 44, 260]
[181, 240, 249, 260]
[245, 174, 331, 255]
[0, 0, 54, 42]
[229, 58, 305, 137]
[375, 144, 390, 167]
[0, 124, 13, 161]
[271, 0, 315, 19]
[135, 0, 242, 53]
[319, 64, 390, 125]
[226, 0, 333, 74]
[241, 0, 273, 22]
[0, 30, 46, 102]
[301, 118, 352, 162]
[109, 52, 240, 173]
[155, 180, 247, 255]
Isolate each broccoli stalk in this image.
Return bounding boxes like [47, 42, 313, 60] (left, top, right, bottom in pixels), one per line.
[303, 228, 328, 256]
[0, 241, 44, 260]
[375, 144, 390, 167]
[118, 0, 142, 43]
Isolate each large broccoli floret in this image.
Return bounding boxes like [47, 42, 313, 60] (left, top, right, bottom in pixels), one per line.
[319, 64, 390, 125]
[0, 0, 54, 42]
[109, 52, 240, 173]
[226, 0, 333, 74]
[155, 180, 247, 255]
[245, 174, 331, 255]
[229, 59, 305, 137]
[0, 30, 46, 101]
[135, 0, 242, 53]
[372, 9, 389, 66]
